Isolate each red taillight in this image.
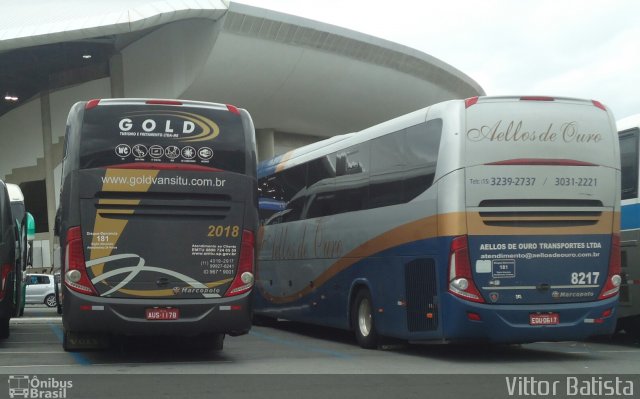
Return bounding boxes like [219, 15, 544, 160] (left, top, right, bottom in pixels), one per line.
[465, 96, 479, 108]
[467, 312, 482, 321]
[599, 234, 621, 300]
[0, 263, 12, 300]
[145, 99, 183, 106]
[65, 227, 98, 296]
[448, 236, 484, 303]
[226, 104, 240, 115]
[85, 99, 101, 109]
[224, 230, 255, 297]
[592, 100, 607, 111]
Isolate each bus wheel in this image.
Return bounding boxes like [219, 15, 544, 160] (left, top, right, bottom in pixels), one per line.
[351, 289, 379, 349]
[197, 333, 224, 351]
[623, 316, 640, 338]
[0, 317, 9, 339]
[253, 314, 278, 327]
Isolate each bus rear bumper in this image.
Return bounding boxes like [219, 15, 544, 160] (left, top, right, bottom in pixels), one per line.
[438, 296, 618, 344]
[62, 290, 252, 337]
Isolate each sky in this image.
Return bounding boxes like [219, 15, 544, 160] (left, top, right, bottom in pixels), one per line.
[236, 0, 640, 120]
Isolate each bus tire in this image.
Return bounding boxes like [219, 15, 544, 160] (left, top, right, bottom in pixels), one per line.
[351, 289, 379, 349]
[0, 317, 9, 339]
[623, 315, 640, 338]
[253, 314, 278, 327]
[198, 333, 224, 351]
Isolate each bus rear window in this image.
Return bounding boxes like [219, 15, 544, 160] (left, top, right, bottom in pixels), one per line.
[78, 105, 246, 173]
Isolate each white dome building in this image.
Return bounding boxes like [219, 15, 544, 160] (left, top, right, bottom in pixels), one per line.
[0, 0, 484, 268]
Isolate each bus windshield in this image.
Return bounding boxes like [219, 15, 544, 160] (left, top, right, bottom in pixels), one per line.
[78, 104, 246, 173]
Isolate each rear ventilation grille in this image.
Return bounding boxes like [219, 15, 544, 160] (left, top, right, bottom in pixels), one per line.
[478, 199, 604, 228]
[405, 259, 438, 332]
[94, 191, 233, 219]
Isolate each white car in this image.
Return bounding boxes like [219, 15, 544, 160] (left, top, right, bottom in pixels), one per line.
[25, 274, 57, 307]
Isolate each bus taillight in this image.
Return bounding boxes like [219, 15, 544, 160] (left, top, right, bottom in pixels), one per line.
[226, 104, 240, 115]
[448, 235, 485, 303]
[224, 230, 255, 297]
[64, 226, 98, 296]
[85, 99, 101, 110]
[0, 263, 11, 300]
[598, 234, 622, 300]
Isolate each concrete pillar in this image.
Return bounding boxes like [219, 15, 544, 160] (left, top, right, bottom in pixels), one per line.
[256, 129, 275, 162]
[109, 52, 125, 98]
[40, 91, 57, 265]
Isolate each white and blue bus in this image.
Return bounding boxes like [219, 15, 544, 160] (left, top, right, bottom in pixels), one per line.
[618, 114, 640, 337]
[255, 96, 621, 348]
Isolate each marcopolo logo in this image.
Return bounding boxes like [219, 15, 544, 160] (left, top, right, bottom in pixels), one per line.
[8, 375, 73, 398]
[117, 111, 220, 142]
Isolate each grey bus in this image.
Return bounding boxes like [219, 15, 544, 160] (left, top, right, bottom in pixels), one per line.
[57, 98, 258, 351]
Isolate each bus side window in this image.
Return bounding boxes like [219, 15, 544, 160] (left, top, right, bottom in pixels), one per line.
[404, 119, 442, 202]
[369, 130, 405, 208]
[258, 177, 285, 224]
[263, 164, 307, 224]
[620, 129, 639, 200]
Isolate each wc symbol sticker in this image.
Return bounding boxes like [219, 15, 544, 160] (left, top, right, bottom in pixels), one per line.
[115, 144, 131, 158]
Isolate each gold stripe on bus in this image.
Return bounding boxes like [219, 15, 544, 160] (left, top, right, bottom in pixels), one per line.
[275, 151, 295, 173]
[261, 212, 466, 304]
[261, 211, 618, 305]
[115, 278, 233, 297]
[177, 113, 220, 142]
[89, 169, 159, 278]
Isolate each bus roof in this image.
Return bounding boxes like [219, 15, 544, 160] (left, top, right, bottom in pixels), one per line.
[257, 105, 436, 177]
[617, 114, 640, 131]
[82, 98, 243, 112]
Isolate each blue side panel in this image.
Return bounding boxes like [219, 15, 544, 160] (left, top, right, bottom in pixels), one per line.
[622, 203, 640, 230]
[258, 197, 286, 211]
[254, 235, 617, 343]
[254, 236, 447, 340]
